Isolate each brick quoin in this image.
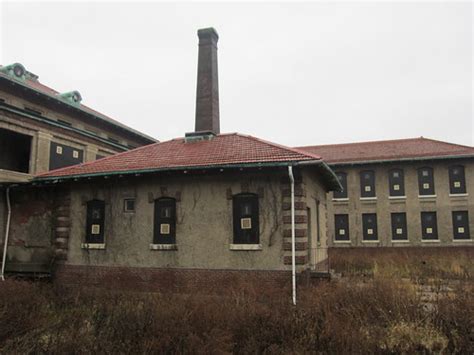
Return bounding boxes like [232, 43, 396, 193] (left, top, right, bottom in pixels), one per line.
[282, 201, 306, 211]
[283, 214, 307, 224]
[283, 228, 307, 238]
[283, 255, 307, 265]
[283, 242, 307, 251]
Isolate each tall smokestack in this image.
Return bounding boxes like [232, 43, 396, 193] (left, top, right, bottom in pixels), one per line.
[194, 27, 220, 135]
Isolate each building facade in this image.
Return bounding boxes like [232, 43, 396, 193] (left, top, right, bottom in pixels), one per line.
[1, 28, 339, 289]
[0, 62, 156, 184]
[298, 139, 474, 247]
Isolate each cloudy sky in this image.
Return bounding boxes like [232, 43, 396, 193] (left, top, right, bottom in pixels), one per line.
[1, 1, 472, 147]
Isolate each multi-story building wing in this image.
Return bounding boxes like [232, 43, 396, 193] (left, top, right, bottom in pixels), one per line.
[0, 62, 156, 183]
[298, 138, 474, 247]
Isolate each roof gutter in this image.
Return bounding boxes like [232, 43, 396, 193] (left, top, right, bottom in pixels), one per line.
[33, 159, 332, 181]
[328, 154, 474, 167]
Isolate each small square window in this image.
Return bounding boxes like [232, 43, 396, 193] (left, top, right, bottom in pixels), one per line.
[458, 227, 465, 234]
[426, 227, 433, 234]
[367, 228, 373, 235]
[454, 181, 461, 188]
[393, 172, 399, 178]
[396, 228, 403, 235]
[91, 224, 101, 235]
[365, 185, 371, 192]
[423, 183, 430, 189]
[241, 217, 252, 230]
[422, 170, 429, 177]
[56, 146, 63, 154]
[339, 229, 345, 235]
[124, 199, 135, 213]
[73, 150, 79, 158]
[393, 184, 400, 191]
[160, 223, 170, 234]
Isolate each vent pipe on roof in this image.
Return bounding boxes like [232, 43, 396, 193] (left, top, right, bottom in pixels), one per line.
[194, 27, 220, 135]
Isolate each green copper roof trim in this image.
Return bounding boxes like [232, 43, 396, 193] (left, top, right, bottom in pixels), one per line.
[33, 159, 341, 191]
[0, 102, 129, 151]
[328, 154, 474, 167]
[0, 73, 156, 143]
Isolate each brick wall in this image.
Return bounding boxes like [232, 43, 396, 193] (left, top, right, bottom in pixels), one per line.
[54, 264, 295, 294]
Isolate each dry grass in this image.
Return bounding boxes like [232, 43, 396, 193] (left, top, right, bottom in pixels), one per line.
[0, 276, 472, 354]
[329, 247, 474, 281]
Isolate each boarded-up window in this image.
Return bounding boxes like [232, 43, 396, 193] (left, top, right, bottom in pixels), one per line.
[334, 214, 349, 241]
[360, 170, 376, 198]
[391, 212, 408, 241]
[49, 142, 83, 170]
[233, 193, 259, 244]
[449, 165, 466, 195]
[389, 168, 405, 197]
[421, 212, 438, 240]
[362, 213, 378, 241]
[418, 167, 435, 196]
[333, 172, 348, 199]
[452, 211, 470, 240]
[86, 200, 105, 244]
[153, 198, 176, 244]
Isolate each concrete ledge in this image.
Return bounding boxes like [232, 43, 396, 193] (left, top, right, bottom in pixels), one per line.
[453, 239, 472, 243]
[421, 239, 440, 243]
[391, 239, 409, 243]
[360, 197, 377, 201]
[362, 240, 379, 243]
[149, 244, 178, 250]
[449, 193, 468, 198]
[230, 244, 262, 251]
[332, 198, 349, 202]
[81, 243, 106, 250]
[334, 240, 351, 244]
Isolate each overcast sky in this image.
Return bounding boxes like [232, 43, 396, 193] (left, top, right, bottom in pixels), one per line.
[1, 1, 472, 147]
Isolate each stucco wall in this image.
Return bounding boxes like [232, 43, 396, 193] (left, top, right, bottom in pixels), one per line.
[66, 171, 292, 271]
[327, 159, 474, 247]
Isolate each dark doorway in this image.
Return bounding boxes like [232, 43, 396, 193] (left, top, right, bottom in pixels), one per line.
[0, 128, 32, 173]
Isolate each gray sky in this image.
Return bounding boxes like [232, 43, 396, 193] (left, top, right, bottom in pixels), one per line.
[1, 1, 473, 147]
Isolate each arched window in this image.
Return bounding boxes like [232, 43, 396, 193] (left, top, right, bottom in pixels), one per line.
[417, 167, 435, 195]
[360, 170, 376, 198]
[333, 172, 348, 199]
[86, 199, 105, 244]
[153, 198, 176, 244]
[388, 168, 405, 197]
[448, 165, 466, 194]
[232, 193, 259, 244]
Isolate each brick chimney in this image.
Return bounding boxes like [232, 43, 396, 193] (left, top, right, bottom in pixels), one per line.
[194, 27, 220, 135]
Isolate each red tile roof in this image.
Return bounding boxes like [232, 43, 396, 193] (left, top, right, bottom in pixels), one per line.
[37, 133, 323, 179]
[297, 137, 474, 164]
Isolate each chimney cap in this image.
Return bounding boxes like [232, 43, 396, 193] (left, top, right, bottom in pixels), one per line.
[197, 27, 219, 40]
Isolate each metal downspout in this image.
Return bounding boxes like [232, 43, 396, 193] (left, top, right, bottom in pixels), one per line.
[288, 166, 296, 306]
[1, 186, 13, 281]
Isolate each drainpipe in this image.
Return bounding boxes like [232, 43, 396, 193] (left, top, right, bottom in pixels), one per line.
[288, 166, 296, 306]
[1, 185, 14, 281]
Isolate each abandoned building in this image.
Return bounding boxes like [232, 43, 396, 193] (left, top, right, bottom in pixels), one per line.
[0, 27, 472, 291]
[298, 139, 474, 247]
[0, 60, 156, 274]
[0, 28, 340, 292]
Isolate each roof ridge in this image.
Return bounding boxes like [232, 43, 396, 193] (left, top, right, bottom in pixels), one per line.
[236, 133, 322, 160]
[296, 137, 424, 149]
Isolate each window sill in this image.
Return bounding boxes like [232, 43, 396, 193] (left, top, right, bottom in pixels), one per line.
[81, 243, 106, 250]
[391, 239, 409, 243]
[418, 195, 437, 199]
[229, 244, 262, 251]
[449, 193, 468, 198]
[332, 198, 349, 202]
[149, 244, 178, 250]
[421, 239, 440, 243]
[453, 239, 472, 243]
[334, 240, 351, 243]
[362, 240, 379, 243]
[360, 197, 377, 201]
[389, 196, 406, 200]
